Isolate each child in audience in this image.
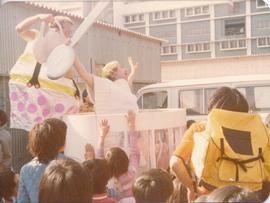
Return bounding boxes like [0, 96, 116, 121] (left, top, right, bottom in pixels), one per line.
[96, 111, 140, 200]
[85, 143, 95, 161]
[17, 118, 67, 203]
[80, 89, 94, 113]
[132, 168, 173, 203]
[0, 168, 18, 203]
[83, 159, 116, 203]
[39, 159, 92, 203]
[0, 110, 12, 171]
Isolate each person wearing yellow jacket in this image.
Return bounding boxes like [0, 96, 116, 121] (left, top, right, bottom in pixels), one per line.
[170, 87, 270, 202]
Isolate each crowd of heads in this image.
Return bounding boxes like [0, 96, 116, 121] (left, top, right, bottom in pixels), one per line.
[39, 159, 92, 203]
[28, 118, 67, 164]
[0, 86, 269, 203]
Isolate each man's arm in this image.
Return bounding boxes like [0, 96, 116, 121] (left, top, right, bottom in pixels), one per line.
[127, 57, 138, 88]
[73, 57, 94, 90]
[73, 57, 94, 98]
[170, 156, 196, 202]
[16, 14, 54, 41]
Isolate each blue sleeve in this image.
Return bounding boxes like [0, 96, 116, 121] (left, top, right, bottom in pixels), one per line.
[17, 167, 30, 203]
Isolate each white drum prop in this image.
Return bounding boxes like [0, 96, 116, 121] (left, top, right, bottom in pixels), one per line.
[46, 1, 110, 79]
[64, 109, 186, 169]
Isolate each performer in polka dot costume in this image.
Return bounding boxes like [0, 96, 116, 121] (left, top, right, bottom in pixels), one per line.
[9, 14, 80, 131]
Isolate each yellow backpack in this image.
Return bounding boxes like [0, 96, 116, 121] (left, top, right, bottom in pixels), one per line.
[191, 109, 270, 191]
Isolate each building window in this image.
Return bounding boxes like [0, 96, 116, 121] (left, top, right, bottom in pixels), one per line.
[154, 12, 161, 19]
[230, 40, 238, 48]
[202, 6, 209, 14]
[185, 5, 210, 17]
[187, 44, 194, 52]
[169, 10, 176, 18]
[194, 7, 201, 15]
[124, 14, 145, 24]
[256, 0, 268, 8]
[125, 16, 130, 23]
[203, 43, 210, 50]
[225, 18, 245, 36]
[229, 2, 241, 13]
[153, 10, 176, 21]
[162, 11, 168, 18]
[139, 14, 144, 21]
[186, 42, 210, 53]
[257, 37, 270, 47]
[221, 41, 229, 49]
[238, 39, 246, 47]
[195, 44, 202, 52]
[170, 45, 177, 53]
[257, 20, 270, 29]
[186, 8, 193, 16]
[162, 46, 170, 54]
[161, 45, 177, 55]
[131, 15, 137, 22]
[220, 39, 246, 50]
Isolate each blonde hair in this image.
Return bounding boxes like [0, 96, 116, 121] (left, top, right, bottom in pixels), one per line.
[101, 61, 120, 81]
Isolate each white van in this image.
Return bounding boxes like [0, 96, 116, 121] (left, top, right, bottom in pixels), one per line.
[137, 74, 270, 121]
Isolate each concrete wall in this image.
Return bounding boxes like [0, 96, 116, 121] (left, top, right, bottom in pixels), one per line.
[161, 55, 270, 81]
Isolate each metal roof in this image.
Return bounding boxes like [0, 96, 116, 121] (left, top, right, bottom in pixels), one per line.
[23, 1, 165, 43]
[138, 74, 270, 91]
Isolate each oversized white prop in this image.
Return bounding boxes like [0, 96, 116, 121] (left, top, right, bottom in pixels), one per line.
[33, 21, 66, 64]
[46, 1, 110, 79]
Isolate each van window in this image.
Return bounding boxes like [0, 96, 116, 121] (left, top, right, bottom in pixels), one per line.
[179, 89, 204, 115]
[137, 96, 143, 109]
[205, 88, 218, 112]
[236, 87, 247, 97]
[236, 85, 270, 112]
[141, 91, 168, 109]
[254, 86, 270, 111]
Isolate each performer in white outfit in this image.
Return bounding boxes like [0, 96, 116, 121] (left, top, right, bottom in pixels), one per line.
[74, 57, 139, 114]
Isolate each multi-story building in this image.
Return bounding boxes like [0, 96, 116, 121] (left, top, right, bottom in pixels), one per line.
[113, 0, 270, 80]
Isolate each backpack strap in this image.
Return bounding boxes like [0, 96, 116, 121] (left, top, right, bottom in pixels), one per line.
[217, 138, 264, 182]
[27, 62, 42, 88]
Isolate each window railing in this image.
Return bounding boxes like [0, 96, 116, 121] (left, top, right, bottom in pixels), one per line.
[124, 14, 145, 24]
[161, 45, 177, 55]
[256, 0, 268, 8]
[257, 37, 270, 48]
[220, 39, 247, 50]
[153, 10, 176, 21]
[185, 42, 211, 53]
[185, 6, 210, 17]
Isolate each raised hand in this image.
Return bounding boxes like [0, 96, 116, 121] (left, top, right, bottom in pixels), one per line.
[100, 119, 110, 141]
[128, 56, 139, 73]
